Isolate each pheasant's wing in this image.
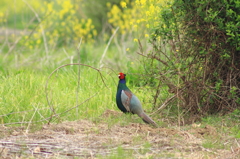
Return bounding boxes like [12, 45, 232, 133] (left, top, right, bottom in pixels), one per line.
[121, 90, 144, 114]
[120, 90, 132, 112]
[129, 94, 144, 114]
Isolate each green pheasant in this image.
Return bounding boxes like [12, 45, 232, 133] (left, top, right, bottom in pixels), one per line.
[116, 72, 157, 126]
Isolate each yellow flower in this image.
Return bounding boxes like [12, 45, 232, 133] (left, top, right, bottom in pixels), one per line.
[146, 11, 150, 16]
[47, 3, 53, 12]
[120, 1, 127, 8]
[93, 30, 97, 36]
[145, 34, 149, 38]
[136, 0, 140, 5]
[134, 38, 138, 42]
[140, 0, 146, 6]
[36, 39, 41, 44]
[0, 12, 4, 17]
[126, 48, 130, 51]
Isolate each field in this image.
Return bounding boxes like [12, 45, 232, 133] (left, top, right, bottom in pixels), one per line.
[0, 0, 240, 158]
[0, 56, 239, 158]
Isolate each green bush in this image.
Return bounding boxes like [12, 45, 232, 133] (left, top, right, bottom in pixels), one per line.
[145, 0, 240, 116]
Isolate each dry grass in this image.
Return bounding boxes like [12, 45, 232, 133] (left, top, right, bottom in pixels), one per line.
[0, 110, 239, 158]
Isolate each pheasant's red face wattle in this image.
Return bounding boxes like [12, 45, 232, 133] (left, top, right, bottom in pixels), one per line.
[118, 72, 126, 79]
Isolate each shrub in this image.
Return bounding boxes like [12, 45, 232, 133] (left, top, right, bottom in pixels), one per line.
[145, 0, 240, 116]
[18, 0, 98, 49]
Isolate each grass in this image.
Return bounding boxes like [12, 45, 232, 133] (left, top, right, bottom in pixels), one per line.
[0, 43, 157, 127]
[201, 113, 240, 139]
[0, 66, 113, 125]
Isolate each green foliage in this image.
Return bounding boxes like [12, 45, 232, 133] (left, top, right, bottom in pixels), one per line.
[144, 0, 240, 116]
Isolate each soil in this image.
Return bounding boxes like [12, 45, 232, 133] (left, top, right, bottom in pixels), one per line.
[0, 110, 239, 158]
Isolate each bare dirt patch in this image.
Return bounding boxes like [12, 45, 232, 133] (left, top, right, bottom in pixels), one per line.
[0, 110, 239, 158]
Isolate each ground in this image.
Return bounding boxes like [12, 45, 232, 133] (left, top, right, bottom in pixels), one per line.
[0, 110, 239, 159]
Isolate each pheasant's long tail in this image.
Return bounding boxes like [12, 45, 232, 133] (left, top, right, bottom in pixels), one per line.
[139, 112, 157, 127]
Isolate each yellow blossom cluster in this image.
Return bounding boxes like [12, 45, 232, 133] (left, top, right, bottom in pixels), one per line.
[22, 33, 40, 50]
[107, 0, 142, 35]
[20, 0, 97, 49]
[44, 0, 97, 45]
[107, 0, 173, 41]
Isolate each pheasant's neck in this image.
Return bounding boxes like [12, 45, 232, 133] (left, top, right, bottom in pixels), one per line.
[118, 79, 131, 91]
[119, 79, 126, 84]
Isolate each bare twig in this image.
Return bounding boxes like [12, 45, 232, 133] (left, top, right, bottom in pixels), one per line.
[138, 39, 144, 54]
[25, 105, 39, 133]
[150, 94, 177, 115]
[150, 86, 187, 115]
[137, 51, 170, 67]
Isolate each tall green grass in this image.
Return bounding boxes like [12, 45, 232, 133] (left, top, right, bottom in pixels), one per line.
[0, 44, 157, 126]
[0, 66, 114, 124]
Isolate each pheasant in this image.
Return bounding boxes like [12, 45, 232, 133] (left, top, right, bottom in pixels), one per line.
[116, 72, 157, 126]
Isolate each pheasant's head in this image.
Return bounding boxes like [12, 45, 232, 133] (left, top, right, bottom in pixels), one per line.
[118, 72, 126, 79]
